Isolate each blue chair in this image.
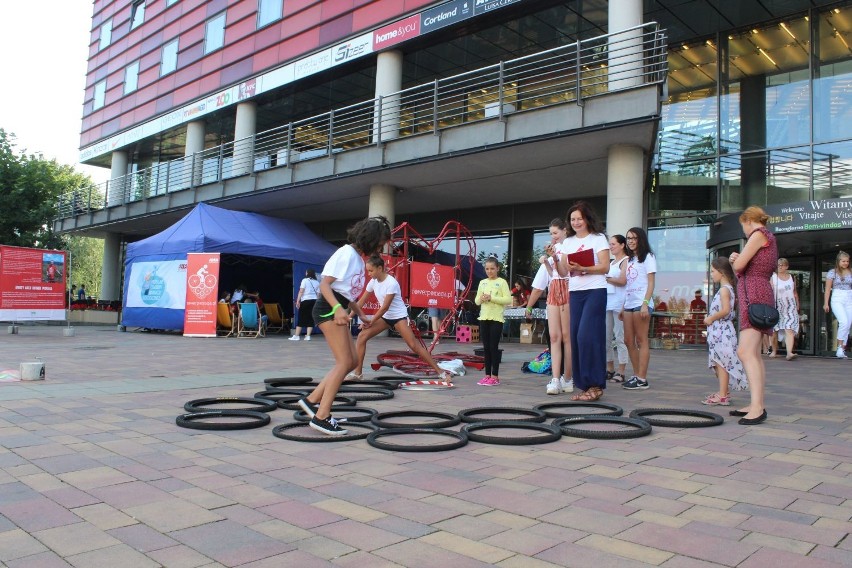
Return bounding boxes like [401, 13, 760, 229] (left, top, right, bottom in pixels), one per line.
[237, 302, 264, 338]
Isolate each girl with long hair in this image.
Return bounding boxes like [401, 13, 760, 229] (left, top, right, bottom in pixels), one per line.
[540, 218, 572, 395]
[621, 227, 656, 391]
[824, 250, 852, 359]
[702, 257, 746, 406]
[605, 234, 630, 383]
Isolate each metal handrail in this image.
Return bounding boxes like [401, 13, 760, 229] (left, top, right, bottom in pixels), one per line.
[58, 23, 668, 219]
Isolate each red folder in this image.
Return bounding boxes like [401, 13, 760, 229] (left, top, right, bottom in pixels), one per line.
[567, 248, 595, 267]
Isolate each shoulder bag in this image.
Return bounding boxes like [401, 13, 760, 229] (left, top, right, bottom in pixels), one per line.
[743, 273, 779, 329]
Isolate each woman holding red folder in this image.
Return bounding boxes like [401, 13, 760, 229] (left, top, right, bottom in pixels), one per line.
[555, 202, 610, 401]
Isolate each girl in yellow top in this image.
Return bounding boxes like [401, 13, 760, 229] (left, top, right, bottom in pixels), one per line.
[474, 257, 511, 386]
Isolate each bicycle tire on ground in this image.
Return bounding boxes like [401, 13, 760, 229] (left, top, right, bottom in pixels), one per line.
[340, 379, 399, 390]
[277, 394, 356, 410]
[263, 376, 314, 386]
[371, 410, 461, 429]
[533, 401, 624, 418]
[553, 416, 652, 439]
[272, 421, 377, 442]
[366, 428, 468, 452]
[458, 407, 547, 423]
[184, 397, 278, 413]
[292, 406, 377, 423]
[461, 421, 561, 445]
[335, 386, 395, 401]
[176, 410, 270, 430]
[628, 408, 724, 428]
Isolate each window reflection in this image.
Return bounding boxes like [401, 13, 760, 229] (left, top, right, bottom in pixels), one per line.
[814, 141, 852, 200]
[815, 6, 852, 142]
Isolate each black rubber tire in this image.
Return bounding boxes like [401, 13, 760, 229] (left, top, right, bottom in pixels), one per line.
[629, 408, 724, 428]
[366, 428, 468, 452]
[335, 386, 395, 401]
[292, 406, 377, 423]
[372, 375, 412, 386]
[458, 407, 547, 424]
[554, 416, 652, 439]
[277, 395, 357, 410]
[341, 379, 399, 390]
[263, 376, 314, 386]
[534, 401, 624, 418]
[184, 397, 278, 413]
[371, 410, 461, 429]
[176, 410, 271, 430]
[272, 421, 377, 442]
[461, 421, 562, 445]
[254, 389, 310, 402]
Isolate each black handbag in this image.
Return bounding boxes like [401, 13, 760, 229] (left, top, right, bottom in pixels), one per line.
[743, 274, 779, 329]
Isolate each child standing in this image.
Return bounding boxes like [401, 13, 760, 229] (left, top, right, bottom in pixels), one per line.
[347, 255, 454, 382]
[475, 257, 511, 385]
[702, 257, 747, 405]
[297, 216, 392, 436]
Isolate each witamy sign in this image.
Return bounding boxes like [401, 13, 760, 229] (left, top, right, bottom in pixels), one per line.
[766, 198, 852, 234]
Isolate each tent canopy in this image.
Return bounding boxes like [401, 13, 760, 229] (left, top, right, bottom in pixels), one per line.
[126, 202, 336, 265]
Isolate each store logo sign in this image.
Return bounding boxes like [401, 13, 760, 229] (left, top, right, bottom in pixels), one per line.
[422, 0, 472, 32]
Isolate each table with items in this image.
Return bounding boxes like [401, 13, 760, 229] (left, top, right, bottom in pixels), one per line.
[502, 307, 547, 341]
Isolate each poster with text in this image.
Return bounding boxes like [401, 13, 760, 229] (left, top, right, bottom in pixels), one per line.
[125, 260, 187, 309]
[0, 245, 67, 321]
[183, 253, 220, 337]
[409, 262, 455, 309]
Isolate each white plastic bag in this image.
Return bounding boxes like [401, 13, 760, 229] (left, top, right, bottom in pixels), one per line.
[437, 359, 465, 376]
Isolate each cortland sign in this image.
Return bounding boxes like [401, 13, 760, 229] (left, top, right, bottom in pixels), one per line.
[766, 198, 852, 234]
[422, 0, 473, 33]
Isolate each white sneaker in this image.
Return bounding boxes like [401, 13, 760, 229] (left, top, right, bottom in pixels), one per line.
[288, 335, 300, 341]
[304, 336, 311, 341]
[837, 348, 847, 359]
[546, 378, 561, 395]
[560, 377, 573, 392]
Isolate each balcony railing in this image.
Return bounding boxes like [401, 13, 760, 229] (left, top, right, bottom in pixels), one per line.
[58, 23, 667, 219]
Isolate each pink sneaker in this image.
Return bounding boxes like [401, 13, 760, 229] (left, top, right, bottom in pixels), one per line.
[477, 376, 500, 386]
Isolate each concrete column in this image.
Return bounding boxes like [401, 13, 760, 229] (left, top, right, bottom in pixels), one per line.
[606, 144, 645, 234]
[607, 0, 644, 92]
[233, 101, 257, 176]
[368, 183, 396, 228]
[100, 233, 121, 302]
[373, 50, 403, 143]
[185, 120, 205, 188]
[108, 150, 128, 206]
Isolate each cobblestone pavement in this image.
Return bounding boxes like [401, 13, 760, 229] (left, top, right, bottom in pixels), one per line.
[0, 325, 850, 567]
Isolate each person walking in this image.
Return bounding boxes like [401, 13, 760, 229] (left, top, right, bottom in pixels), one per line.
[702, 257, 747, 406]
[290, 268, 320, 341]
[474, 257, 511, 386]
[770, 258, 799, 360]
[297, 216, 391, 436]
[555, 201, 610, 402]
[621, 227, 657, 391]
[605, 234, 630, 384]
[540, 218, 573, 395]
[824, 251, 852, 359]
[347, 255, 453, 382]
[729, 206, 778, 425]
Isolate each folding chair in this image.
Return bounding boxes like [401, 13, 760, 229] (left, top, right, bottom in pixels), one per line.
[264, 303, 286, 334]
[237, 302, 264, 338]
[217, 303, 235, 337]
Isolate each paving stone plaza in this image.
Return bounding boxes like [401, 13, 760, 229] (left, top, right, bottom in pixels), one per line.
[0, 325, 850, 567]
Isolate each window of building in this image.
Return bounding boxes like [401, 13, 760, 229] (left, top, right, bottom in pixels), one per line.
[124, 61, 140, 95]
[161, 38, 179, 76]
[99, 19, 112, 50]
[257, 0, 282, 29]
[93, 80, 106, 110]
[205, 12, 227, 54]
[130, 1, 146, 30]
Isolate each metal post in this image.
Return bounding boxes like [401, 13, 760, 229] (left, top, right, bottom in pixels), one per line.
[217, 144, 224, 181]
[285, 123, 292, 167]
[498, 61, 506, 121]
[576, 38, 584, 107]
[433, 79, 440, 134]
[375, 96, 383, 146]
[328, 110, 334, 156]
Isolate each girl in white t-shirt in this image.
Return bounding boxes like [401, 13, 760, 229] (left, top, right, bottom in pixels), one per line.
[290, 269, 320, 340]
[554, 201, 610, 402]
[298, 216, 391, 436]
[347, 255, 454, 382]
[621, 227, 657, 391]
[539, 217, 572, 395]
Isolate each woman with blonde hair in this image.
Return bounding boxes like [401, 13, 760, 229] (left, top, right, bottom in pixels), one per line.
[824, 250, 852, 358]
[728, 206, 777, 425]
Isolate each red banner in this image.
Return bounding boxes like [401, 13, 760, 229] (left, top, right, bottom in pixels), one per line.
[0, 245, 67, 320]
[183, 253, 220, 337]
[409, 262, 454, 309]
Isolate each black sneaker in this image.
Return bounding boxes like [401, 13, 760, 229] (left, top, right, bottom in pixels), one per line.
[297, 397, 316, 418]
[623, 376, 649, 390]
[309, 415, 348, 436]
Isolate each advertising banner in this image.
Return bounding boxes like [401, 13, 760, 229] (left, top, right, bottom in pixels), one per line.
[474, 0, 523, 15]
[409, 262, 455, 309]
[422, 0, 473, 33]
[766, 198, 852, 234]
[373, 14, 421, 50]
[125, 260, 187, 309]
[183, 253, 220, 337]
[0, 245, 67, 321]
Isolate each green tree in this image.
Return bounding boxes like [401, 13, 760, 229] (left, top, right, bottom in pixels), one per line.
[66, 236, 104, 298]
[0, 129, 97, 249]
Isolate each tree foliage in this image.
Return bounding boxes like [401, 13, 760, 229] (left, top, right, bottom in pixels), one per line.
[66, 235, 104, 297]
[0, 128, 97, 249]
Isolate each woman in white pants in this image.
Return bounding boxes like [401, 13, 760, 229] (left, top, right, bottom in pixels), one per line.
[604, 235, 629, 383]
[824, 251, 852, 359]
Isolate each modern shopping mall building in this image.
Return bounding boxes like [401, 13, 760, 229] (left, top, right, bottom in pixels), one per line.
[58, 0, 851, 354]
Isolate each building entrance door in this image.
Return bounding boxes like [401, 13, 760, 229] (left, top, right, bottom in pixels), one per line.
[785, 257, 815, 356]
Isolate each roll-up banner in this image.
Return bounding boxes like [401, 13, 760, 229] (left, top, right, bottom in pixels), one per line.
[183, 253, 220, 337]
